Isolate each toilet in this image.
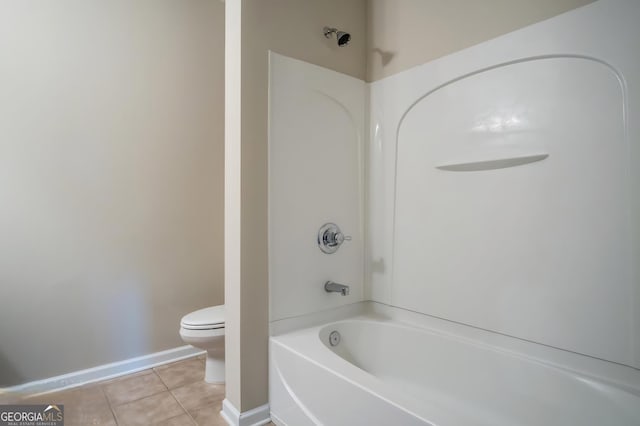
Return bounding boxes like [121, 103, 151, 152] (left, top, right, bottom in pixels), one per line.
[179, 305, 225, 384]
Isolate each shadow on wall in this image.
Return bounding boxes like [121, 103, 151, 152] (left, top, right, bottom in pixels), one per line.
[0, 352, 25, 388]
[371, 48, 396, 67]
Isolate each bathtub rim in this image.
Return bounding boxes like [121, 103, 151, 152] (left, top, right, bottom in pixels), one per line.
[270, 301, 640, 397]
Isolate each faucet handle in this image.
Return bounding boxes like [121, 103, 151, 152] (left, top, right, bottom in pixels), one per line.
[318, 223, 351, 254]
[334, 232, 352, 246]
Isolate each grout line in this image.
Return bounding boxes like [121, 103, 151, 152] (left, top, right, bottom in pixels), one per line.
[151, 367, 171, 390]
[152, 357, 205, 391]
[101, 370, 169, 409]
[169, 383, 226, 415]
[104, 388, 169, 409]
[99, 384, 120, 426]
[150, 369, 170, 393]
[99, 369, 155, 389]
[169, 388, 198, 426]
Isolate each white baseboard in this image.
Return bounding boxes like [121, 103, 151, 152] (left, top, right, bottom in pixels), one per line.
[2, 345, 204, 396]
[221, 398, 271, 426]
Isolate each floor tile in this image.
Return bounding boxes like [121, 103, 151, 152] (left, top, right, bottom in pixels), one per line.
[189, 400, 228, 426]
[0, 391, 27, 404]
[154, 413, 196, 426]
[63, 387, 117, 426]
[3, 355, 230, 426]
[27, 385, 116, 426]
[171, 380, 224, 412]
[154, 358, 205, 389]
[102, 370, 167, 406]
[112, 391, 184, 426]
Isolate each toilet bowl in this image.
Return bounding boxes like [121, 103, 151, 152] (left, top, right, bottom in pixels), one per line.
[179, 305, 225, 384]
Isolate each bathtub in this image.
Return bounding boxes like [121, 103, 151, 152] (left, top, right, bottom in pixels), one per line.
[269, 302, 640, 426]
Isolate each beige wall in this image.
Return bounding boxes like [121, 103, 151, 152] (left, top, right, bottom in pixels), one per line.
[366, 0, 596, 81]
[0, 0, 225, 386]
[225, 0, 366, 412]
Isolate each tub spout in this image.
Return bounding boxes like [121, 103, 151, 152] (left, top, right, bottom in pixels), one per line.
[325, 281, 350, 296]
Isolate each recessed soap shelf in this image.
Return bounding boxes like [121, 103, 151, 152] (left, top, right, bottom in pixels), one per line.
[436, 154, 549, 172]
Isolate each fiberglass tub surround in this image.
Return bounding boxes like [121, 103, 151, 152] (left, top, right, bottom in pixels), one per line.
[393, 55, 631, 365]
[268, 52, 365, 322]
[367, 0, 640, 370]
[269, 0, 640, 424]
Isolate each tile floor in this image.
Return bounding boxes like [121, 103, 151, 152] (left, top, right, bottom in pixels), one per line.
[1, 355, 275, 426]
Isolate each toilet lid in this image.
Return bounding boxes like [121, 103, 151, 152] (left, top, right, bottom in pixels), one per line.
[181, 305, 225, 330]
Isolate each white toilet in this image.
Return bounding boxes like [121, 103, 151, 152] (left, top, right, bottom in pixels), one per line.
[179, 305, 225, 383]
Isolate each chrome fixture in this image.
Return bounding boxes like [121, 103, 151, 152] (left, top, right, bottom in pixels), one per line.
[318, 223, 351, 254]
[325, 281, 350, 296]
[323, 27, 351, 47]
[329, 331, 341, 346]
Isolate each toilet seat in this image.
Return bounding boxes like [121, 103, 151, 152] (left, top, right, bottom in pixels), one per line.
[180, 305, 225, 330]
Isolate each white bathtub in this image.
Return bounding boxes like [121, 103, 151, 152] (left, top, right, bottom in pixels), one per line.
[269, 302, 640, 426]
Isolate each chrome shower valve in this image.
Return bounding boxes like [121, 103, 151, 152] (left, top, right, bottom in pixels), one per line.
[317, 223, 352, 254]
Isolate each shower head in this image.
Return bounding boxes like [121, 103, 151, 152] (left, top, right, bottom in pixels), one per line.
[323, 27, 351, 47]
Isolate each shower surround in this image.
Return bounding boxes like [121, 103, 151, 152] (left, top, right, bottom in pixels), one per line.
[268, 0, 640, 424]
